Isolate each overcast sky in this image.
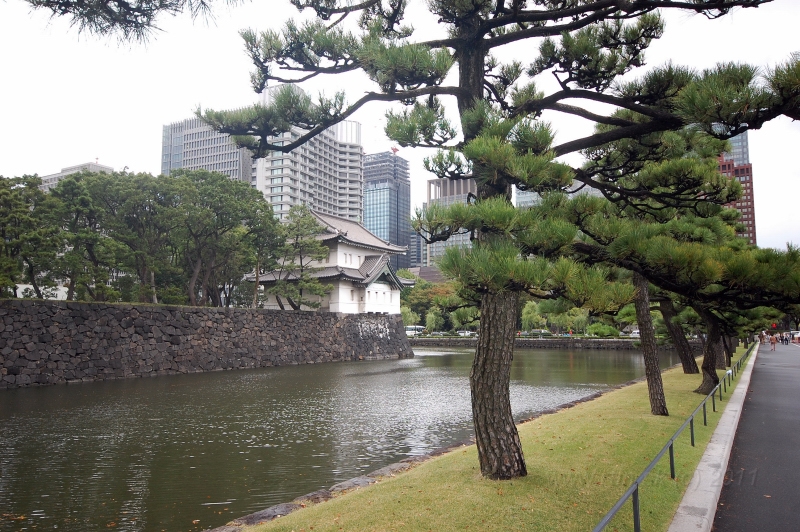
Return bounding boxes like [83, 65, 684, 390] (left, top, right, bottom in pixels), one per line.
[1, 0, 798, 249]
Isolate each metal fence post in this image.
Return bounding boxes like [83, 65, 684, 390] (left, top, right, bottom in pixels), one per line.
[633, 484, 641, 532]
[690, 417, 695, 447]
[669, 443, 676, 479]
[703, 402, 707, 425]
[712, 392, 716, 412]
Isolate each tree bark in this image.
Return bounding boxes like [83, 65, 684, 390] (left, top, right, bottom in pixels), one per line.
[471, 291, 527, 479]
[694, 307, 720, 395]
[721, 335, 734, 367]
[150, 270, 158, 304]
[714, 334, 727, 370]
[66, 275, 75, 301]
[23, 257, 43, 299]
[659, 299, 699, 374]
[188, 257, 202, 306]
[253, 259, 260, 308]
[632, 273, 669, 416]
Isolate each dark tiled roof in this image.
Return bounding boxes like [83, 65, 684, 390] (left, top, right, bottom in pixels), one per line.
[246, 254, 406, 290]
[312, 211, 407, 254]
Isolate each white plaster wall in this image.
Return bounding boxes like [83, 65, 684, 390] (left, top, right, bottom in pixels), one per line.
[335, 242, 374, 268]
[329, 280, 362, 314]
[362, 282, 400, 314]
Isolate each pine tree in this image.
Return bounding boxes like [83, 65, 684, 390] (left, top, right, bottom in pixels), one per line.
[268, 204, 332, 310]
[199, 0, 800, 479]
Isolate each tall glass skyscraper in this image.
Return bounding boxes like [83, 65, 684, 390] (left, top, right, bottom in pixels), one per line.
[363, 151, 411, 270]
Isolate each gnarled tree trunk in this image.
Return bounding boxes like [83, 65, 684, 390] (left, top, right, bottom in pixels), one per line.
[694, 307, 721, 395]
[633, 273, 669, 416]
[471, 291, 526, 479]
[714, 334, 727, 370]
[659, 299, 699, 374]
[721, 335, 734, 367]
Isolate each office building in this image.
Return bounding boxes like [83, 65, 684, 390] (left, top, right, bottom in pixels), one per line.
[515, 189, 542, 209]
[408, 231, 428, 268]
[726, 131, 750, 166]
[249, 85, 364, 220]
[161, 88, 364, 220]
[719, 155, 757, 245]
[251, 121, 363, 221]
[363, 150, 412, 270]
[426, 178, 477, 265]
[716, 132, 757, 246]
[161, 118, 252, 181]
[39, 162, 114, 192]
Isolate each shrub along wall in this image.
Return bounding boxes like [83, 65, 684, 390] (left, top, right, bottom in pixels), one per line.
[0, 300, 413, 390]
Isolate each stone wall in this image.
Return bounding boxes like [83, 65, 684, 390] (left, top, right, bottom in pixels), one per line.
[0, 300, 413, 390]
[411, 337, 702, 351]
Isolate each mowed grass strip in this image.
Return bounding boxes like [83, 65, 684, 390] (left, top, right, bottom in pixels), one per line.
[242, 349, 752, 532]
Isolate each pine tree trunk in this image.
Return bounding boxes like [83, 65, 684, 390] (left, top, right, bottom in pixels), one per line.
[659, 300, 699, 374]
[632, 273, 669, 416]
[471, 291, 527, 479]
[721, 336, 734, 367]
[24, 258, 43, 299]
[694, 308, 720, 395]
[714, 335, 727, 370]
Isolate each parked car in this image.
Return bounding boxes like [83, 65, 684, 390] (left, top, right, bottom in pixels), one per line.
[457, 330, 476, 337]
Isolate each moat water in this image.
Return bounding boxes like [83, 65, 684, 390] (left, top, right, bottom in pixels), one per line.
[0, 347, 680, 531]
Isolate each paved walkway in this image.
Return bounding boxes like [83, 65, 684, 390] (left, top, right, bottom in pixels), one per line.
[712, 341, 800, 531]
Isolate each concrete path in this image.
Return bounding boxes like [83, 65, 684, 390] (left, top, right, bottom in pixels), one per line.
[668, 344, 757, 532]
[712, 341, 800, 531]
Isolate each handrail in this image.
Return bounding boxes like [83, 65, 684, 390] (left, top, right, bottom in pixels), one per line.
[592, 342, 757, 532]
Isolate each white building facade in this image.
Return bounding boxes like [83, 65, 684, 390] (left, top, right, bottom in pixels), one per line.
[161, 118, 252, 181]
[250, 121, 363, 221]
[253, 211, 410, 314]
[39, 162, 114, 192]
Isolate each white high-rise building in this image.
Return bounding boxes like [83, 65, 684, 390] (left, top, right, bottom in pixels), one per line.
[39, 162, 114, 192]
[250, 121, 363, 221]
[161, 118, 252, 181]
[250, 87, 363, 220]
[426, 178, 477, 265]
[162, 88, 364, 221]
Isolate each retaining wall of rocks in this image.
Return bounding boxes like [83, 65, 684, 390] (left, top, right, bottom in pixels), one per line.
[0, 300, 412, 389]
[411, 336, 702, 351]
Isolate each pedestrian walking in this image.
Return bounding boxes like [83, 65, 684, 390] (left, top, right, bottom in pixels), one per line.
[770, 333, 778, 351]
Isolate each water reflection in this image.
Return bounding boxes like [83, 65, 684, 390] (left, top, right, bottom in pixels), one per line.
[0, 347, 678, 531]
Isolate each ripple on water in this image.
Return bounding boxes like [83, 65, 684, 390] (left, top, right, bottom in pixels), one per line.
[0, 346, 672, 532]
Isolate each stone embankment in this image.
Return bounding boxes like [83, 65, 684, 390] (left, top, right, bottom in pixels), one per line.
[0, 300, 412, 389]
[411, 336, 701, 350]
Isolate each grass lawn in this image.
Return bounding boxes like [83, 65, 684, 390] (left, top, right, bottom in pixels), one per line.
[239, 348, 752, 532]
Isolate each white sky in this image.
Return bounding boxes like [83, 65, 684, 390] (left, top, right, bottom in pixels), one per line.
[0, 0, 798, 249]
